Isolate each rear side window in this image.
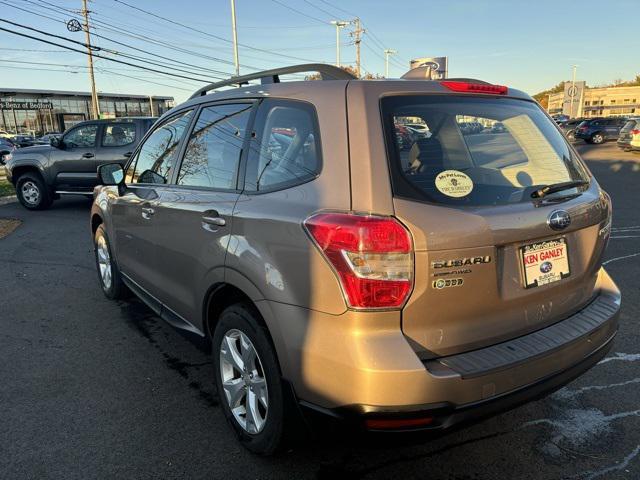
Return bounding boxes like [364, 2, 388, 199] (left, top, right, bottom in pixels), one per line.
[102, 123, 136, 147]
[244, 99, 320, 192]
[621, 120, 638, 132]
[177, 103, 252, 190]
[382, 96, 589, 206]
[126, 110, 193, 185]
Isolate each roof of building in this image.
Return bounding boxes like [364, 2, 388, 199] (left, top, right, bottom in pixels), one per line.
[0, 87, 173, 100]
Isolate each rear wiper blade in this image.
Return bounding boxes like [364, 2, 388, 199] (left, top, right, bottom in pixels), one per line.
[531, 180, 589, 199]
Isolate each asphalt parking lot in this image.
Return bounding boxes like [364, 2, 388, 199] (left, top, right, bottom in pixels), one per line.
[1, 142, 639, 479]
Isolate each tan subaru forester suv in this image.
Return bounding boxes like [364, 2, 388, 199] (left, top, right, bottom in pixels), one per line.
[90, 64, 620, 454]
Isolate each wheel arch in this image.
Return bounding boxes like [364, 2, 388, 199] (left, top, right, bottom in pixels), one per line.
[11, 164, 45, 185]
[91, 212, 103, 234]
[204, 283, 267, 339]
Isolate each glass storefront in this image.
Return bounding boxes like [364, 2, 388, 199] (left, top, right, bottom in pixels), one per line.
[0, 89, 174, 136]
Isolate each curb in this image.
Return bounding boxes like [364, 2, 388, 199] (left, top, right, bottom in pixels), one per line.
[0, 195, 18, 206]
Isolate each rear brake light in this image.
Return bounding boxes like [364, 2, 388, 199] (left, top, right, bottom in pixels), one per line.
[304, 213, 413, 309]
[440, 81, 508, 95]
[631, 129, 640, 135]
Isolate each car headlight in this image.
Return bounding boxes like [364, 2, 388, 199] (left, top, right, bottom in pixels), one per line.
[1, 153, 12, 164]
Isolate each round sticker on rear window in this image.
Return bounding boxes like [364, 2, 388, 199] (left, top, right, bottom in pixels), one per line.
[435, 170, 473, 198]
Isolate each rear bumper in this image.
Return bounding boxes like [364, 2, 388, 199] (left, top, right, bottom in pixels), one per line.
[266, 268, 620, 429]
[304, 328, 615, 432]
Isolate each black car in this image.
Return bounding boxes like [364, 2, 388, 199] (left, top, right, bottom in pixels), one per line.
[557, 118, 585, 141]
[4, 117, 157, 209]
[574, 117, 628, 144]
[11, 135, 38, 148]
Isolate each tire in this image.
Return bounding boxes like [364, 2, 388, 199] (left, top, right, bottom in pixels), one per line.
[212, 304, 288, 455]
[94, 224, 127, 300]
[16, 173, 52, 210]
[591, 133, 604, 144]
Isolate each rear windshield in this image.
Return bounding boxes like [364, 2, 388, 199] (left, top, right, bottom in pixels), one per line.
[382, 95, 589, 206]
[621, 120, 638, 132]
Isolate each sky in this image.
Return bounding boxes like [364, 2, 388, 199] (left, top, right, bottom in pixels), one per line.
[0, 0, 638, 104]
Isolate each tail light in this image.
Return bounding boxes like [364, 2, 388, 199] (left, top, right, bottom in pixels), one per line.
[440, 81, 508, 95]
[631, 129, 640, 136]
[304, 212, 413, 309]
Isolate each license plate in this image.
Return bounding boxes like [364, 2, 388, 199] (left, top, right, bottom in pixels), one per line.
[520, 238, 570, 288]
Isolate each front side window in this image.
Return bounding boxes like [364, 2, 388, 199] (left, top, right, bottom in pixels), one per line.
[177, 103, 252, 189]
[126, 110, 193, 184]
[102, 123, 136, 147]
[383, 95, 589, 206]
[64, 124, 98, 148]
[245, 99, 321, 192]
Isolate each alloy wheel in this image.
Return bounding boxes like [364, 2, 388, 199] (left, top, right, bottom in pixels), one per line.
[219, 329, 269, 434]
[96, 233, 112, 290]
[21, 181, 40, 206]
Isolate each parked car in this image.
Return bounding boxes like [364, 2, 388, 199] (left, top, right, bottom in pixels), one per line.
[552, 114, 570, 124]
[617, 118, 640, 152]
[0, 137, 17, 164]
[11, 135, 38, 148]
[90, 65, 619, 455]
[404, 122, 431, 138]
[491, 121, 506, 133]
[557, 118, 585, 141]
[0, 129, 14, 139]
[574, 117, 628, 144]
[38, 133, 62, 144]
[4, 117, 157, 209]
[458, 121, 473, 135]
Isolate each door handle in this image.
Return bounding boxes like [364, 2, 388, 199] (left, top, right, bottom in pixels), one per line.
[82, 152, 95, 159]
[202, 215, 226, 227]
[141, 207, 155, 220]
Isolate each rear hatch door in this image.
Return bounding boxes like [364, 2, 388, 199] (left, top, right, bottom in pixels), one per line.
[381, 93, 611, 357]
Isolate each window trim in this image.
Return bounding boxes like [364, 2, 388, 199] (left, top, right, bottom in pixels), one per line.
[169, 99, 258, 193]
[125, 108, 196, 187]
[99, 122, 137, 148]
[241, 98, 323, 195]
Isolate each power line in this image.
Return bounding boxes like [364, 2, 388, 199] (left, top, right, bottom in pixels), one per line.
[301, 0, 335, 19]
[317, 0, 358, 18]
[112, 0, 327, 63]
[2, 2, 239, 77]
[268, 0, 329, 24]
[24, 0, 242, 71]
[0, 21, 217, 83]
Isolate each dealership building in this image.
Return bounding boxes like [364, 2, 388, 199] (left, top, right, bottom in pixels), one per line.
[547, 84, 640, 118]
[0, 88, 174, 136]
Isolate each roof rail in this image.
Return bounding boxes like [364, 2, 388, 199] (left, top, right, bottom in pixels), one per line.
[189, 63, 357, 100]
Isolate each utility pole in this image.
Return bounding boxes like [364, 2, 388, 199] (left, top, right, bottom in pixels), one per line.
[230, 0, 240, 76]
[383, 49, 397, 78]
[570, 64, 578, 118]
[350, 18, 365, 78]
[330, 20, 349, 68]
[81, 0, 99, 119]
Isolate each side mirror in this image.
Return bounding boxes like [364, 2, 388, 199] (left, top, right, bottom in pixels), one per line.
[50, 136, 61, 148]
[98, 163, 125, 187]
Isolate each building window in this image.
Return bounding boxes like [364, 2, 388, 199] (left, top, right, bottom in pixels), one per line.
[584, 101, 590, 106]
[610, 100, 616, 104]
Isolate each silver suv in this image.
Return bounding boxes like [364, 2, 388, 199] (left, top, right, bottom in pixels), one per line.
[91, 64, 620, 454]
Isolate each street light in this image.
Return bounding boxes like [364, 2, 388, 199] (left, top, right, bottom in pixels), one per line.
[383, 49, 397, 78]
[330, 20, 349, 67]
